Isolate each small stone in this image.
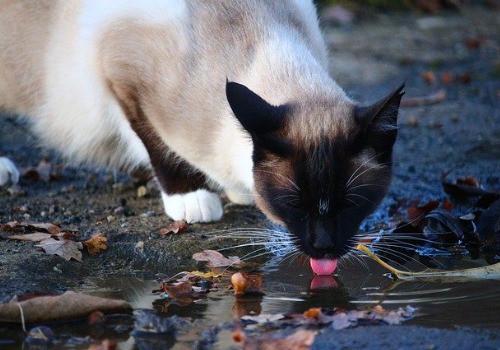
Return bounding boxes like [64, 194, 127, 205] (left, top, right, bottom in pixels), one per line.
[407, 117, 419, 127]
[114, 206, 125, 214]
[137, 185, 148, 198]
[107, 215, 116, 222]
[53, 266, 62, 274]
[135, 241, 145, 254]
[23, 213, 31, 219]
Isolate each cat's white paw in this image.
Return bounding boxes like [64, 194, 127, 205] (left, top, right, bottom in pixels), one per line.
[161, 189, 223, 223]
[225, 189, 255, 205]
[0, 157, 19, 186]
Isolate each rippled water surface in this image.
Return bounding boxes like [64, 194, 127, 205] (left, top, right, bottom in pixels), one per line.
[2, 256, 498, 349]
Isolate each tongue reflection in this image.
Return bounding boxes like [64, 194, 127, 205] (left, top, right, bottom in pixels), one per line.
[309, 258, 338, 275]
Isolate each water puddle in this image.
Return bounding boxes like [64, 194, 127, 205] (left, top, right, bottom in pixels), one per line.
[1, 257, 498, 349]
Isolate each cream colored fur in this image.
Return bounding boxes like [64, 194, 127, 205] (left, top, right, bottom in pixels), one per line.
[0, 0, 349, 222]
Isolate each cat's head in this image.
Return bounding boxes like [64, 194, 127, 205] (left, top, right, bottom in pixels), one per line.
[227, 81, 404, 259]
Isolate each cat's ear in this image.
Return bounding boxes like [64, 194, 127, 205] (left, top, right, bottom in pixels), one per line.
[226, 80, 287, 134]
[226, 80, 291, 157]
[354, 84, 405, 153]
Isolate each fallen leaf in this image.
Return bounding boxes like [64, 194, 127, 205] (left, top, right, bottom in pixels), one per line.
[421, 71, 437, 84]
[192, 250, 241, 268]
[407, 200, 439, 222]
[83, 233, 108, 255]
[7, 232, 52, 242]
[22, 160, 56, 182]
[244, 329, 317, 350]
[231, 271, 264, 296]
[0, 291, 132, 323]
[303, 307, 322, 320]
[442, 175, 497, 198]
[1, 221, 60, 235]
[401, 89, 447, 107]
[232, 328, 246, 343]
[36, 238, 83, 261]
[156, 282, 206, 306]
[440, 71, 455, 85]
[424, 209, 464, 242]
[132, 310, 190, 336]
[159, 221, 188, 235]
[357, 243, 500, 281]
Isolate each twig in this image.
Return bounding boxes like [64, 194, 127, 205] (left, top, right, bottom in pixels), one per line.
[356, 244, 500, 281]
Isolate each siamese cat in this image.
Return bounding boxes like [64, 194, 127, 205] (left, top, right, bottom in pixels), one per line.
[0, 0, 403, 260]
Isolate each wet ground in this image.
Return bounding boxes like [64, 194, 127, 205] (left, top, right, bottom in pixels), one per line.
[1, 5, 499, 349]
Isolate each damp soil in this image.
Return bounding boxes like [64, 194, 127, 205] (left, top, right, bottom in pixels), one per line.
[1, 5, 499, 349]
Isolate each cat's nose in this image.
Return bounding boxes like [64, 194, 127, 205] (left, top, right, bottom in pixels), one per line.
[312, 228, 335, 250]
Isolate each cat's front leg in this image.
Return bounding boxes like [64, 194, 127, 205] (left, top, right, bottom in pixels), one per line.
[0, 156, 19, 186]
[154, 156, 223, 223]
[108, 81, 223, 223]
[161, 190, 223, 223]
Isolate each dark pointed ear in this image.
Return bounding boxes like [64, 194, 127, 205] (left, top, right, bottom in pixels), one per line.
[226, 80, 287, 134]
[355, 84, 404, 129]
[354, 84, 405, 155]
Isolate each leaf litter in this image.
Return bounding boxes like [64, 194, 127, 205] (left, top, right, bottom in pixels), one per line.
[0, 291, 132, 323]
[2, 221, 108, 260]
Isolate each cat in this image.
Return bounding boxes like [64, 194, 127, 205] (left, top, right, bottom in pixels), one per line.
[0, 0, 403, 260]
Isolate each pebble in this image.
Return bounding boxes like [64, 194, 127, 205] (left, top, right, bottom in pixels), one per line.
[135, 241, 145, 254]
[137, 185, 148, 198]
[140, 211, 155, 218]
[107, 215, 116, 222]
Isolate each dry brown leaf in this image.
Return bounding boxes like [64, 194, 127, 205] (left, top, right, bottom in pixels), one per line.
[440, 71, 455, 85]
[407, 200, 440, 222]
[22, 160, 55, 182]
[7, 232, 52, 242]
[244, 329, 317, 350]
[83, 233, 108, 255]
[0, 291, 132, 323]
[1, 221, 60, 235]
[231, 271, 264, 296]
[303, 307, 322, 320]
[192, 250, 241, 268]
[156, 282, 205, 306]
[36, 238, 83, 261]
[159, 221, 188, 235]
[421, 71, 436, 84]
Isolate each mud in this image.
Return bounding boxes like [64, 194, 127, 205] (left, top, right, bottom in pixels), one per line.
[1, 4, 499, 349]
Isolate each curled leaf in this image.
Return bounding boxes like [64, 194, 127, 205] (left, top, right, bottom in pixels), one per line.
[159, 221, 188, 235]
[192, 250, 241, 268]
[83, 233, 108, 255]
[231, 271, 264, 296]
[0, 291, 132, 323]
[36, 238, 83, 261]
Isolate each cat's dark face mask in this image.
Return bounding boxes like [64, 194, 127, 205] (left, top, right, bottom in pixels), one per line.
[226, 81, 404, 259]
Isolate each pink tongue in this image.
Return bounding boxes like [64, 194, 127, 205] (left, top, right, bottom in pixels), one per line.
[310, 258, 338, 275]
